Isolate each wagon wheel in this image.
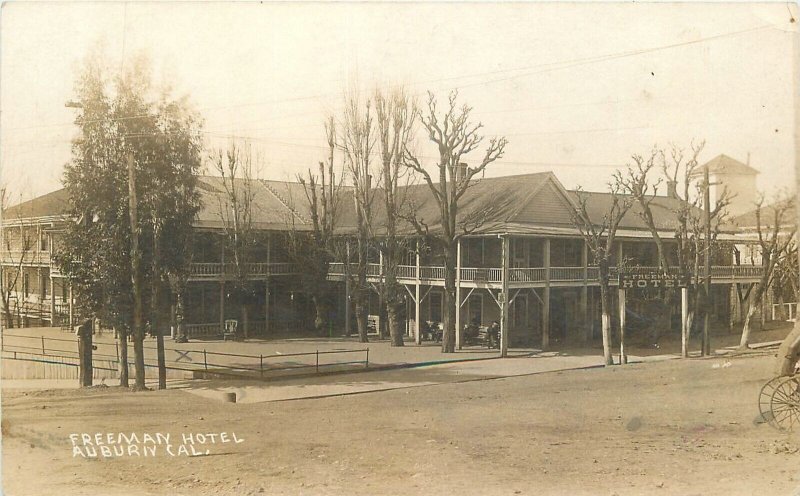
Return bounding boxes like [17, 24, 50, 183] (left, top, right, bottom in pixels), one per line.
[759, 376, 784, 422]
[769, 376, 800, 431]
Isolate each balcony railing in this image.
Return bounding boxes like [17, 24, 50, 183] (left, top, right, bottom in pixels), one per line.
[189, 262, 295, 279]
[328, 262, 764, 284]
[0, 250, 51, 265]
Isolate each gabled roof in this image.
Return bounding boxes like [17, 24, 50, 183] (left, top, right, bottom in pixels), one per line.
[2, 188, 70, 221]
[194, 176, 315, 230]
[337, 172, 570, 235]
[0, 171, 740, 237]
[700, 154, 759, 176]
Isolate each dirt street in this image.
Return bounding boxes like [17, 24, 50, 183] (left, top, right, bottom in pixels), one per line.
[2, 351, 799, 496]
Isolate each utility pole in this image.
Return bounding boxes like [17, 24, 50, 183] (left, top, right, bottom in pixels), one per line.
[703, 165, 712, 356]
[129, 152, 146, 389]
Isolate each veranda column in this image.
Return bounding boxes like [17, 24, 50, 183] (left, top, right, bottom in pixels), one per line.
[37, 267, 42, 322]
[542, 238, 551, 351]
[68, 282, 74, 328]
[345, 241, 351, 336]
[681, 286, 689, 358]
[219, 281, 225, 333]
[618, 288, 627, 364]
[49, 273, 56, 326]
[500, 235, 510, 357]
[415, 238, 421, 345]
[265, 232, 271, 335]
[580, 240, 589, 342]
[265, 280, 270, 335]
[219, 235, 225, 333]
[455, 238, 462, 350]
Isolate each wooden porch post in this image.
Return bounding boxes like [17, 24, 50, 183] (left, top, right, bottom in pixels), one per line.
[455, 238, 462, 350]
[415, 238, 421, 345]
[500, 235, 510, 357]
[543, 238, 551, 351]
[581, 240, 589, 342]
[265, 280, 270, 335]
[219, 282, 225, 333]
[265, 232, 271, 335]
[681, 286, 689, 358]
[68, 282, 74, 328]
[345, 241, 351, 336]
[618, 288, 627, 364]
[49, 273, 56, 326]
[219, 236, 225, 333]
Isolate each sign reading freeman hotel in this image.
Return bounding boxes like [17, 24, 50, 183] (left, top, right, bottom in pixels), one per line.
[618, 269, 689, 289]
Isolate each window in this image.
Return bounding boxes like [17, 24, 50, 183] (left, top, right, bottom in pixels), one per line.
[40, 233, 49, 252]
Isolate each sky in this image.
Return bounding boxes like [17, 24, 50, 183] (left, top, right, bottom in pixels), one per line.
[1, 1, 797, 205]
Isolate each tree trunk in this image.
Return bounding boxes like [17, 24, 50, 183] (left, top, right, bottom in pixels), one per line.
[355, 295, 369, 343]
[739, 303, 758, 349]
[3, 302, 14, 329]
[387, 298, 404, 347]
[175, 289, 187, 343]
[312, 293, 327, 335]
[151, 230, 166, 390]
[117, 326, 129, 387]
[599, 285, 613, 366]
[378, 295, 388, 340]
[441, 258, 456, 353]
[740, 284, 764, 349]
[133, 328, 145, 390]
[154, 286, 166, 390]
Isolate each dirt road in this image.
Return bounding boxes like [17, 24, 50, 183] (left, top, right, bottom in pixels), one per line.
[2, 351, 799, 496]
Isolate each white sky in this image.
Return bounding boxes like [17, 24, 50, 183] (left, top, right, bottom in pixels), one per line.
[1, 2, 797, 203]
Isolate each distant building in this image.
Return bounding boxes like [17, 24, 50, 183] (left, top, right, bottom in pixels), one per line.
[700, 154, 760, 217]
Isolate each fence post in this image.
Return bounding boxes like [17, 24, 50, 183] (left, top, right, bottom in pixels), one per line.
[203, 349, 208, 370]
[365, 348, 369, 368]
[315, 350, 319, 373]
[260, 354, 263, 378]
[41, 336, 46, 356]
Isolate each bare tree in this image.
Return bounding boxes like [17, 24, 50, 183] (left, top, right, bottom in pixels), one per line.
[340, 91, 377, 343]
[402, 91, 508, 353]
[213, 143, 258, 340]
[288, 116, 344, 334]
[617, 142, 729, 345]
[571, 183, 632, 366]
[739, 194, 796, 348]
[374, 87, 417, 346]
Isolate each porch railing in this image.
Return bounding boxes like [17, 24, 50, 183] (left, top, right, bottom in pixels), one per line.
[0, 250, 51, 265]
[549, 266, 585, 281]
[189, 262, 296, 279]
[327, 262, 764, 284]
[508, 267, 546, 282]
[419, 266, 445, 280]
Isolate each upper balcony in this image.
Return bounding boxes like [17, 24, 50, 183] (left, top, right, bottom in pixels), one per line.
[0, 250, 51, 267]
[327, 263, 764, 287]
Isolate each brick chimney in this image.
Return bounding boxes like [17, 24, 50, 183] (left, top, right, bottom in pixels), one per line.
[666, 180, 679, 199]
